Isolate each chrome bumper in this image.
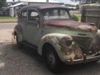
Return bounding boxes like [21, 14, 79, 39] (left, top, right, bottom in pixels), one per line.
[66, 54, 100, 64]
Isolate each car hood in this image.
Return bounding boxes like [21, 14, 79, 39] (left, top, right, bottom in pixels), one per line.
[44, 19, 97, 32]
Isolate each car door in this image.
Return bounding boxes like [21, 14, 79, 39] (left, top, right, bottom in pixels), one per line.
[25, 8, 42, 46]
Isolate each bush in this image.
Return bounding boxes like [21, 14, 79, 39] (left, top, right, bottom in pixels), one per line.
[72, 14, 79, 21]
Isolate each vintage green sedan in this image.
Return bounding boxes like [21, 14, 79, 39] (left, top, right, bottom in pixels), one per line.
[13, 5, 100, 72]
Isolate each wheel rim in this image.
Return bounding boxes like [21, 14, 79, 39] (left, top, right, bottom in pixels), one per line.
[48, 52, 56, 66]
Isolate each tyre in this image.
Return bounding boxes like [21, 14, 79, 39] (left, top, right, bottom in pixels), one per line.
[43, 45, 62, 73]
[16, 34, 22, 48]
[92, 59, 100, 63]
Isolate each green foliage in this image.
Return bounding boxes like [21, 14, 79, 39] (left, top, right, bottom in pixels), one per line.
[72, 14, 79, 21]
[0, 16, 17, 22]
[0, 0, 6, 7]
[76, 4, 79, 9]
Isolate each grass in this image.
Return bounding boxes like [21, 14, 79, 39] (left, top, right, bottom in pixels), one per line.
[0, 16, 17, 22]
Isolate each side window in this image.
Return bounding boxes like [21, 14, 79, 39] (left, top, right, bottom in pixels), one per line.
[20, 10, 27, 19]
[22, 11, 27, 18]
[28, 9, 39, 20]
[44, 12, 50, 19]
[60, 10, 69, 19]
[52, 10, 58, 16]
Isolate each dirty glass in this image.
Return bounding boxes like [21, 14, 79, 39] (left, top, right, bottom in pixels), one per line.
[21, 11, 27, 18]
[43, 9, 70, 20]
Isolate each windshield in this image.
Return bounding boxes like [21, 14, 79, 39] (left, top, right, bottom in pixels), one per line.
[41, 8, 70, 20]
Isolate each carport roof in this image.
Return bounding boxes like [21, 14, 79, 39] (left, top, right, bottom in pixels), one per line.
[21, 5, 72, 10]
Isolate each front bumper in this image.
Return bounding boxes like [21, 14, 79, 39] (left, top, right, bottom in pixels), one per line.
[66, 54, 100, 64]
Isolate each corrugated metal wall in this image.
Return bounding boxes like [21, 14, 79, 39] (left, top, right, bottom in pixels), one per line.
[81, 4, 100, 29]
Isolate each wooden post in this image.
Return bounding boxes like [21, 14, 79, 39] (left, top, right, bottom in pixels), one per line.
[18, 0, 20, 2]
[46, 0, 49, 3]
[81, 6, 86, 22]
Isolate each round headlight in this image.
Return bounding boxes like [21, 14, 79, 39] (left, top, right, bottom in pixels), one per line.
[60, 36, 73, 46]
[65, 40, 73, 46]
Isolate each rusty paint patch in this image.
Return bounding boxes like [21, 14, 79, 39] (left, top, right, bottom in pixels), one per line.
[42, 33, 72, 44]
[44, 20, 97, 32]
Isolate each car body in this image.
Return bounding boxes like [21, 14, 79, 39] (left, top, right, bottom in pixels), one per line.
[13, 5, 100, 72]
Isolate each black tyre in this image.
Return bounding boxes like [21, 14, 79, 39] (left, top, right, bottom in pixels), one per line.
[44, 45, 62, 73]
[92, 59, 100, 63]
[16, 34, 22, 48]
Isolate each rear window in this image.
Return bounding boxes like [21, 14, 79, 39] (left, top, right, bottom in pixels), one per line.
[18, 10, 27, 19]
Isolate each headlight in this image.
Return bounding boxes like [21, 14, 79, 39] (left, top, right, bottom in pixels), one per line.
[59, 36, 73, 55]
[65, 40, 73, 46]
[60, 36, 73, 47]
[59, 37, 83, 60]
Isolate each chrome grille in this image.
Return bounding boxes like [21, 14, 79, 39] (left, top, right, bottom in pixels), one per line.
[73, 37, 93, 49]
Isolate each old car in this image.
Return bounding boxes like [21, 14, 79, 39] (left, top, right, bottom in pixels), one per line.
[13, 5, 100, 72]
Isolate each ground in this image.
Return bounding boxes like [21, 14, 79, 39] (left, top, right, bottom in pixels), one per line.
[0, 23, 100, 75]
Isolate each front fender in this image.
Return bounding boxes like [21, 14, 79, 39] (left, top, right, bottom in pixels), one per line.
[38, 33, 73, 62]
[92, 30, 100, 50]
[96, 29, 100, 38]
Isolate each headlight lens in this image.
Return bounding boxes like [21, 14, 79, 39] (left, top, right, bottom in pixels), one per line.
[65, 40, 73, 46]
[60, 36, 73, 47]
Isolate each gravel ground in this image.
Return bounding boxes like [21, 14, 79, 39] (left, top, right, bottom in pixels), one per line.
[0, 42, 54, 75]
[0, 42, 100, 75]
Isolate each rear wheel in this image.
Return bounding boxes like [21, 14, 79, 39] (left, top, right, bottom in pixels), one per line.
[16, 34, 22, 48]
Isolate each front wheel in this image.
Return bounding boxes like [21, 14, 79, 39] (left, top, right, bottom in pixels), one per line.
[92, 59, 100, 63]
[44, 46, 62, 73]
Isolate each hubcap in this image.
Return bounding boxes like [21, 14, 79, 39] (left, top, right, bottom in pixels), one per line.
[48, 53, 56, 66]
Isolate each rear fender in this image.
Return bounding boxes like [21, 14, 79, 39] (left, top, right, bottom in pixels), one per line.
[13, 25, 23, 42]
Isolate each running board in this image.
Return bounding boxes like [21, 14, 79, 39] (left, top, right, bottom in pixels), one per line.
[22, 42, 37, 50]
